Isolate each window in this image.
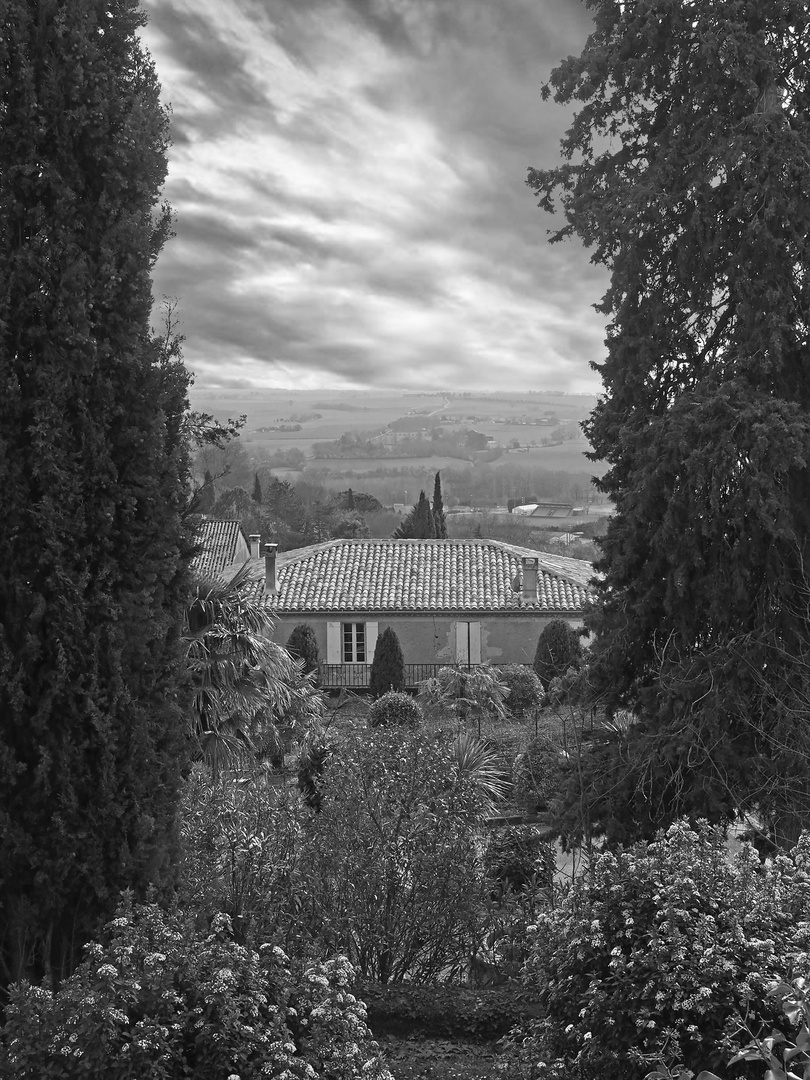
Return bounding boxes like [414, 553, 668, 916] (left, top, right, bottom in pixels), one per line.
[342, 622, 366, 663]
[326, 621, 378, 664]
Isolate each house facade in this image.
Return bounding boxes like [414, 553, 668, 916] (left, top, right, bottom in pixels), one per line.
[223, 537, 594, 689]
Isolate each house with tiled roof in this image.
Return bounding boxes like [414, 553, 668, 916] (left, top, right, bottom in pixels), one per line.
[219, 536, 595, 689]
[191, 519, 251, 579]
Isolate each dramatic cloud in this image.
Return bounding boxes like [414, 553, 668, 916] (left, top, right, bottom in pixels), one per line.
[141, 0, 608, 393]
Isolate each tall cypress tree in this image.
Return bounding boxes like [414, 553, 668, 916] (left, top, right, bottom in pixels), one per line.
[392, 490, 437, 539]
[252, 471, 263, 504]
[432, 470, 447, 539]
[532, 0, 810, 844]
[0, 0, 192, 990]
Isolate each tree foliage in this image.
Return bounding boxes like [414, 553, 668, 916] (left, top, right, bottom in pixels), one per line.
[286, 623, 321, 680]
[392, 490, 437, 539]
[185, 565, 324, 779]
[297, 727, 488, 983]
[432, 470, 448, 538]
[368, 627, 406, 698]
[0, 0, 193, 992]
[533, 620, 582, 691]
[530, 0, 810, 842]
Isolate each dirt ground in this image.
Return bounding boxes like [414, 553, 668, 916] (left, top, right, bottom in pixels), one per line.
[378, 1035, 506, 1080]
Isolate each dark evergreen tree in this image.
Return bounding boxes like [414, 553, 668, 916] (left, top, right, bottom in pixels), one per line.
[337, 489, 383, 514]
[252, 472, 263, 505]
[369, 628, 406, 698]
[531, 0, 810, 843]
[287, 623, 321, 681]
[432, 471, 447, 539]
[533, 620, 582, 692]
[0, 0, 193, 992]
[392, 490, 437, 539]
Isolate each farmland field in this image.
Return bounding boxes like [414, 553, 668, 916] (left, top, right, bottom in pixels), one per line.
[306, 455, 474, 473]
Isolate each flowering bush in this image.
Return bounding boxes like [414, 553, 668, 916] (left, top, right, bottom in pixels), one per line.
[500, 822, 810, 1080]
[0, 897, 392, 1080]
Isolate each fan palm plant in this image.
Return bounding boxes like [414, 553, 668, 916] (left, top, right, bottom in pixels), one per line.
[449, 730, 510, 817]
[184, 562, 323, 780]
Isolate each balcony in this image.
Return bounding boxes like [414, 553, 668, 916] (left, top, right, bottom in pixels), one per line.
[318, 662, 527, 691]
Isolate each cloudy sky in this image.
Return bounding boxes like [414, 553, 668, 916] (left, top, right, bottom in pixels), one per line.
[140, 0, 608, 394]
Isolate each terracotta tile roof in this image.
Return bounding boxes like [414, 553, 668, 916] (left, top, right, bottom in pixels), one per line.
[234, 539, 594, 614]
[191, 519, 249, 579]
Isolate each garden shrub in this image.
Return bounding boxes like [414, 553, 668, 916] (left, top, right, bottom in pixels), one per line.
[286, 622, 321, 681]
[368, 689, 422, 728]
[512, 734, 565, 814]
[498, 664, 544, 718]
[368, 627, 406, 698]
[419, 665, 509, 727]
[178, 765, 303, 951]
[0, 897, 391, 1080]
[484, 825, 555, 892]
[297, 727, 336, 812]
[500, 821, 810, 1080]
[296, 727, 487, 983]
[533, 619, 582, 690]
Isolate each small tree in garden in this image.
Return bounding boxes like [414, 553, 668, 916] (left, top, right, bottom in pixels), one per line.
[533, 619, 582, 690]
[419, 665, 509, 733]
[297, 727, 488, 983]
[369, 627, 406, 697]
[287, 622, 321, 680]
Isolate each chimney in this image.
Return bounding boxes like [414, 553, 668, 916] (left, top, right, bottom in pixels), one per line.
[264, 543, 278, 594]
[249, 534, 261, 560]
[521, 556, 538, 603]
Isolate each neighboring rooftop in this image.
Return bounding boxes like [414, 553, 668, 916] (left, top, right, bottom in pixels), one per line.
[191, 519, 249, 579]
[228, 538, 595, 614]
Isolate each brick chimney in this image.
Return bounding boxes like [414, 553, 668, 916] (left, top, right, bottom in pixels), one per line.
[249, 534, 261, 560]
[521, 556, 538, 603]
[264, 543, 278, 594]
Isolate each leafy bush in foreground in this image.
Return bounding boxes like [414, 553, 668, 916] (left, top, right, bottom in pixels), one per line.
[501, 822, 810, 1080]
[0, 898, 391, 1080]
[297, 727, 487, 983]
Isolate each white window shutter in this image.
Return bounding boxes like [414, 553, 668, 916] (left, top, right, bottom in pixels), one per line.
[326, 622, 341, 663]
[470, 622, 482, 664]
[454, 622, 467, 663]
[366, 622, 378, 661]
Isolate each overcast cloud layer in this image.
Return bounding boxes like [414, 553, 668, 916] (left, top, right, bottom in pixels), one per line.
[141, 0, 608, 393]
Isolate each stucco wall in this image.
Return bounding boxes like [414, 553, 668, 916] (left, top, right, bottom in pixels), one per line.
[272, 612, 583, 666]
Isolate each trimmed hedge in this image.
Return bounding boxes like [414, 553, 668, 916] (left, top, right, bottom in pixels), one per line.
[368, 690, 423, 728]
